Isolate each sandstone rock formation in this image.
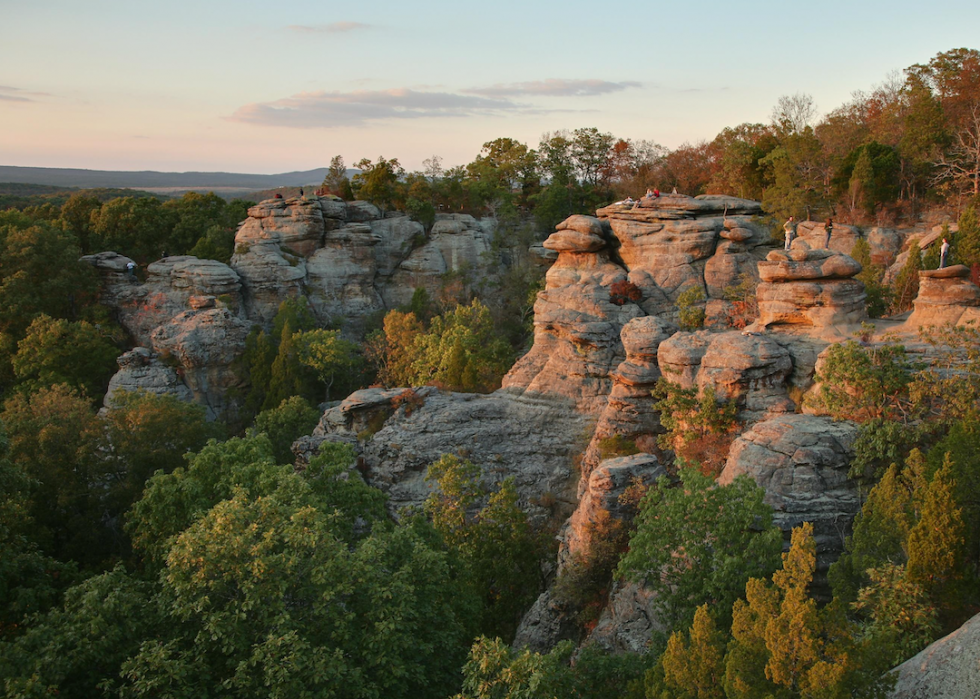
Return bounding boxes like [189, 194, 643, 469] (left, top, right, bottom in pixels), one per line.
[905, 265, 980, 328]
[718, 414, 860, 595]
[756, 248, 867, 336]
[298, 386, 593, 518]
[102, 347, 194, 412]
[793, 221, 860, 254]
[887, 611, 980, 699]
[231, 197, 497, 331]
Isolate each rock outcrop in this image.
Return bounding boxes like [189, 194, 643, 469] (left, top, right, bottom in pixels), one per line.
[756, 248, 867, 336]
[887, 611, 980, 699]
[231, 197, 497, 332]
[905, 265, 980, 328]
[718, 414, 860, 595]
[102, 347, 194, 411]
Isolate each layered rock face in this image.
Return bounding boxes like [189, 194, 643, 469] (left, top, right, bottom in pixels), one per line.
[297, 387, 593, 517]
[905, 265, 980, 328]
[231, 197, 496, 331]
[756, 248, 867, 336]
[718, 414, 860, 595]
[102, 347, 194, 412]
[504, 196, 770, 413]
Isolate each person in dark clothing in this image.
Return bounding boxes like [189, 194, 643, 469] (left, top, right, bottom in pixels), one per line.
[274, 192, 283, 199]
[824, 218, 834, 249]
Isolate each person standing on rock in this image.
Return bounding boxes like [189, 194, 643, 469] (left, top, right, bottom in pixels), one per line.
[940, 238, 950, 268]
[824, 218, 834, 249]
[126, 261, 137, 283]
[783, 216, 797, 250]
[300, 187, 305, 198]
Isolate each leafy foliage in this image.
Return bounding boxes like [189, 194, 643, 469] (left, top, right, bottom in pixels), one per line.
[676, 286, 707, 331]
[617, 467, 782, 635]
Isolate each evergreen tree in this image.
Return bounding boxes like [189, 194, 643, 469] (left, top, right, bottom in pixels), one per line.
[956, 205, 980, 268]
[891, 242, 922, 313]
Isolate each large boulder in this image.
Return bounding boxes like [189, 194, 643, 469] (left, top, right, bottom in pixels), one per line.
[905, 265, 980, 328]
[697, 332, 795, 419]
[718, 414, 860, 596]
[102, 347, 194, 412]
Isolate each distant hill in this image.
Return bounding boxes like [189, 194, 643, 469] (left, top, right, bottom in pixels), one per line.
[0, 165, 331, 190]
[0, 183, 165, 210]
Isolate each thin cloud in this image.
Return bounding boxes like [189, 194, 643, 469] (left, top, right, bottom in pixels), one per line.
[466, 79, 642, 98]
[228, 88, 524, 128]
[0, 85, 50, 102]
[287, 22, 370, 34]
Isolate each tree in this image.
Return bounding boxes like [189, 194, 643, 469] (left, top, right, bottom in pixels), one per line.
[0, 222, 99, 336]
[850, 238, 891, 317]
[891, 242, 922, 313]
[296, 328, 362, 401]
[322, 154, 353, 199]
[101, 390, 216, 522]
[655, 605, 727, 699]
[571, 127, 615, 188]
[58, 193, 101, 254]
[11, 314, 119, 399]
[251, 395, 321, 465]
[0, 385, 106, 566]
[811, 340, 913, 422]
[162, 191, 232, 254]
[772, 93, 818, 136]
[617, 467, 782, 634]
[425, 454, 547, 640]
[955, 204, 980, 267]
[264, 319, 318, 410]
[352, 156, 405, 212]
[411, 299, 514, 392]
[89, 196, 177, 262]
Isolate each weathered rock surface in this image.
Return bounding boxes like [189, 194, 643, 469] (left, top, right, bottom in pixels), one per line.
[793, 221, 860, 255]
[101, 347, 194, 411]
[231, 198, 497, 331]
[300, 387, 592, 517]
[756, 249, 867, 334]
[905, 265, 980, 328]
[150, 308, 251, 422]
[868, 227, 904, 266]
[697, 332, 795, 419]
[887, 611, 980, 699]
[718, 414, 860, 595]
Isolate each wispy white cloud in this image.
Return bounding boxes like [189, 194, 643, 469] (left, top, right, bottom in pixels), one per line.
[0, 85, 50, 103]
[287, 22, 371, 34]
[466, 79, 642, 98]
[228, 88, 524, 128]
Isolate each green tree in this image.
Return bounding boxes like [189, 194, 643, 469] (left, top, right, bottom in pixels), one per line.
[58, 193, 101, 254]
[0, 222, 99, 336]
[296, 328, 361, 401]
[677, 286, 706, 331]
[0, 385, 107, 566]
[251, 395, 321, 465]
[654, 604, 727, 699]
[352, 156, 405, 213]
[11, 314, 119, 399]
[411, 299, 514, 392]
[618, 467, 782, 634]
[322, 154, 353, 199]
[264, 319, 318, 409]
[891, 241, 922, 313]
[425, 453, 547, 640]
[955, 205, 980, 267]
[162, 191, 231, 253]
[850, 238, 891, 317]
[90, 196, 177, 262]
[811, 340, 913, 423]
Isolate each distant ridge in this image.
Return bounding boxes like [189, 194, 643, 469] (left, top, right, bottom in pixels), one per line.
[0, 165, 330, 189]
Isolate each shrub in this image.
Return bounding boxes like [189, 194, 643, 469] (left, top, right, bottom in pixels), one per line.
[609, 279, 642, 306]
[676, 286, 706, 330]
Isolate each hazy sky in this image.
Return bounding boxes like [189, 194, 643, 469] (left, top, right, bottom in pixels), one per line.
[1, 0, 978, 174]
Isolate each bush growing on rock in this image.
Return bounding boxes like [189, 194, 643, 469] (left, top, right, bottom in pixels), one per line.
[651, 379, 739, 476]
[609, 279, 642, 306]
[676, 286, 706, 331]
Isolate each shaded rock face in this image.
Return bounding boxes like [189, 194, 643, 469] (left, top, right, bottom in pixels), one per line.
[586, 581, 665, 654]
[102, 347, 194, 412]
[231, 198, 497, 331]
[298, 387, 592, 518]
[150, 308, 251, 422]
[905, 265, 980, 328]
[887, 611, 980, 699]
[793, 221, 860, 255]
[757, 249, 867, 334]
[83, 252, 248, 422]
[718, 414, 860, 596]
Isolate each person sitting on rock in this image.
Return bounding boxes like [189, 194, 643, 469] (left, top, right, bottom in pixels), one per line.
[940, 238, 950, 268]
[824, 218, 834, 249]
[783, 216, 796, 250]
[274, 192, 283, 199]
[624, 196, 635, 206]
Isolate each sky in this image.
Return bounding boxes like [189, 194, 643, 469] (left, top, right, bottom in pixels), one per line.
[1, 0, 978, 174]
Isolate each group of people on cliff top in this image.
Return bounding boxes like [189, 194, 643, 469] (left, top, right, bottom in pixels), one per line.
[618, 187, 678, 208]
[784, 216, 953, 269]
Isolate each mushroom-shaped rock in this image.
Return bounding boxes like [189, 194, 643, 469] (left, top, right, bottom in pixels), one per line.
[718, 414, 860, 596]
[557, 214, 605, 236]
[759, 249, 863, 282]
[905, 264, 980, 328]
[543, 228, 606, 253]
